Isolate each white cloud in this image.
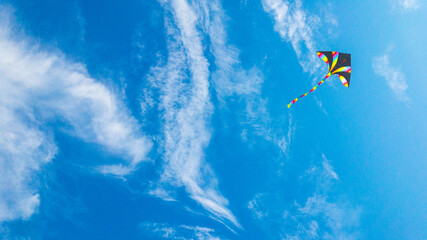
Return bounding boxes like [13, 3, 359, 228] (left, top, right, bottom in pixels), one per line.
[144, 0, 292, 230]
[321, 154, 339, 181]
[147, 185, 177, 202]
[0, 6, 151, 222]
[261, 0, 322, 75]
[243, 98, 294, 157]
[196, 0, 298, 161]
[398, 0, 420, 11]
[290, 155, 360, 239]
[144, 0, 239, 228]
[372, 54, 410, 102]
[297, 194, 361, 240]
[248, 154, 360, 239]
[279, 114, 294, 155]
[140, 222, 224, 240]
[193, 0, 294, 155]
[247, 194, 268, 220]
[199, 0, 294, 160]
[203, 8, 282, 148]
[196, 0, 263, 98]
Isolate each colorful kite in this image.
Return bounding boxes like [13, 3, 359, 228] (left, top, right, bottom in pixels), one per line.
[287, 51, 351, 108]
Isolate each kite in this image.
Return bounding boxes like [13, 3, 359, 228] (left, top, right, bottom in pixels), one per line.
[287, 51, 351, 108]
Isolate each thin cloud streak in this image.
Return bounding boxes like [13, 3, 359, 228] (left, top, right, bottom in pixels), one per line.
[198, 0, 292, 155]
[0, 6, 152, 221]
[147, 0, 240, 228]
[372, 54, 410, 103]
[398, 0, 420, 11]
[148, 0, 293, 229]
[261, 0, 321, 75]
[248, 154, 360, 239]
[290, 155, 361, 239]
[200, 0, 263, 98]
[140, 222, 223, 240]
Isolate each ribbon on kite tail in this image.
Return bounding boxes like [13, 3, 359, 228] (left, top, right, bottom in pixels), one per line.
[287, 72, 332, 108]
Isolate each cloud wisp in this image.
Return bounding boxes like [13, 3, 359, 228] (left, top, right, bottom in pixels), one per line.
[398, 0, 420, 11]
[199, 0, 263, 99]
[140, 222, 224, 240]
[144, 0, 240, 228]
[261, 0, 322, 75]
[196, 0, 293, 155]
[372, 54, 410, 103]
[146, 0, 294, 228]
[248, 154, 360, 239]
[0, 6, 152, 222]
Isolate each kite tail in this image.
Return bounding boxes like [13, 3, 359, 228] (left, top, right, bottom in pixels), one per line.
[287, 72, 332, 108]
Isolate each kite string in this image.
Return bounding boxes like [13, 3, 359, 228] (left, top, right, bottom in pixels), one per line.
[287, 72, 332, 108]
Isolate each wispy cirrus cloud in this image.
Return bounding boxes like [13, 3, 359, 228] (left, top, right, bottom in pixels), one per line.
[0, 5, 151, 222]
[398, 0, 420, 11]
[261, 0, 322, 75]
[248, 154, 360, 239]
[140, 222, 224, 240]
[244, 100, 294, 156]
[294, 194, 361, 240]
[196, 0, 293, 155]
[321, 153, 339, 182]
[197, 0, 263, 98]
[144, 0, 296, 230]
[144, 0, 294, 229]
[372, 54, 410, 103]
[144, 0, 239, 228]
[288, 155, 360, 240]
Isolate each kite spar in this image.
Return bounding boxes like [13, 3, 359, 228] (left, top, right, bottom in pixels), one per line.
[287, 51, 352, 108]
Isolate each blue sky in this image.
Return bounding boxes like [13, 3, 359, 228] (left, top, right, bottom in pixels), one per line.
[0, 0, 426, 239]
